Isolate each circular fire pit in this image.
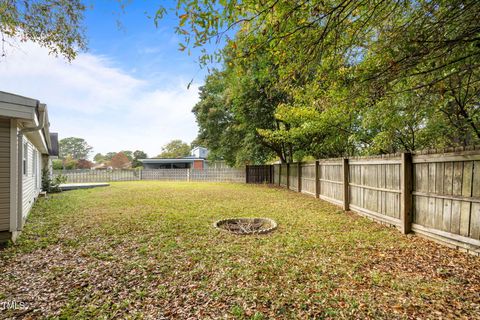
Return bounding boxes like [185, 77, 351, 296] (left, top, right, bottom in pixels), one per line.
[214, 218, 277, 235]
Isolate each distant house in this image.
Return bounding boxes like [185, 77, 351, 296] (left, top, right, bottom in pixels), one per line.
[141, 146, 209, 170]
[0, 92, 59, 242]
[91, 163, 110, 170]
[191, 146, 209, 159]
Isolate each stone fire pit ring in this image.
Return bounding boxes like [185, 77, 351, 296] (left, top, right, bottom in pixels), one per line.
[214, 218, 277, 235]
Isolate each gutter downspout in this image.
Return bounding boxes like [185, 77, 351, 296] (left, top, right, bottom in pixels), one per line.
[16, 102, 46, 231]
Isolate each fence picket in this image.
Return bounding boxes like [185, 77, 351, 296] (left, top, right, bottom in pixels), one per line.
[54, 168, 246, 184]
[246, 149, 480, 253]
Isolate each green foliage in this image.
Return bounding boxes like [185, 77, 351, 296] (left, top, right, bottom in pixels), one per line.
[161, 1, 479, 85]
[170, 1, 480, 160]
[104, 152, 117, 161]
[52, 159, 63, 170]
[54, 156, 78, 170]
[120, 150, 133, 161]
[157, 140, 191, 158]
[132, 150, 148, 168]
[0, 0, 87, 60]
[192, 44, 293, 166]
[59, 137, 92, 160]
[95, 150, 147, 168]
[93, 153, 105, 164]
[41, 169, 66, 193]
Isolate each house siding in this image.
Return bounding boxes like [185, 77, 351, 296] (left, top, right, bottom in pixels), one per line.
[0, 118, 10, 231]
[22, 136, 42, 219]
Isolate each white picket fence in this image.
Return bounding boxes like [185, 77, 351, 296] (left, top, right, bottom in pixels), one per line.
[53, 168, 246, 183]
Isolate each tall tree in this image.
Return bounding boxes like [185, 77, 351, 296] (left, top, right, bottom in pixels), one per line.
[76, 159, 93, 169]
[110, 152, 130, 169]
[193, 60, 291, 165]
[192, 70, 238, 164]
[132, 150, 147, 168]
[177, 1, 480, 160]
[157, 140, 191, 158]
[104, 152, 117, 161]
[120, 150, 133, 161]
[59, 137, 92, 160]
[0, 0, 87, 60]
[159, 1, 480, 88]
[93, 153, 105, 164]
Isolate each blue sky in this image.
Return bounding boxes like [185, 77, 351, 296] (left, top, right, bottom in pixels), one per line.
[85, 1, 209, 83]
[0, 0, 217, 158]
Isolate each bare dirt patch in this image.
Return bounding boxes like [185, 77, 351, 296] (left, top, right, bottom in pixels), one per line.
[214, 218, 277, 234]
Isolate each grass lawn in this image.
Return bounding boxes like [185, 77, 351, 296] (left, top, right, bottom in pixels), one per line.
[1, 182, 479, 319]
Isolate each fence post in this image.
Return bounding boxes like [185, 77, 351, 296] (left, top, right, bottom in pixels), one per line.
[401, 152, 413, 234]
[286, 163, 290, 189]
[297, 162, 302, 192]
[342, 158, 349, 211]
[278, 164, 281, 186]
[245, 165, 249, 184]
[315, 160, 320, 198]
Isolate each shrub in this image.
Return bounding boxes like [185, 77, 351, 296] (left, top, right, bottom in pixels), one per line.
[42, 169, 67, 193]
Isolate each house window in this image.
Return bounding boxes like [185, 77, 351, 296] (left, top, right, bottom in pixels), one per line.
[23, 143, 28, 175]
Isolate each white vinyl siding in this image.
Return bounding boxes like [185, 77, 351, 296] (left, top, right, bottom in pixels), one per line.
[23, 143, 27, 175]
[22, 137, 42, 218]
[0, 118, 10, 231]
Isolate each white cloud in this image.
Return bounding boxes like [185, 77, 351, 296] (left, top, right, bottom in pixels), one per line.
[0, 40, 200, 157]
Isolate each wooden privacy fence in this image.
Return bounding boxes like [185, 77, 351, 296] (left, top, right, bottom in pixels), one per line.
[245, 165, 273, 184]
[54, 168, 246, 183]
[247, 149, 480, 254]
